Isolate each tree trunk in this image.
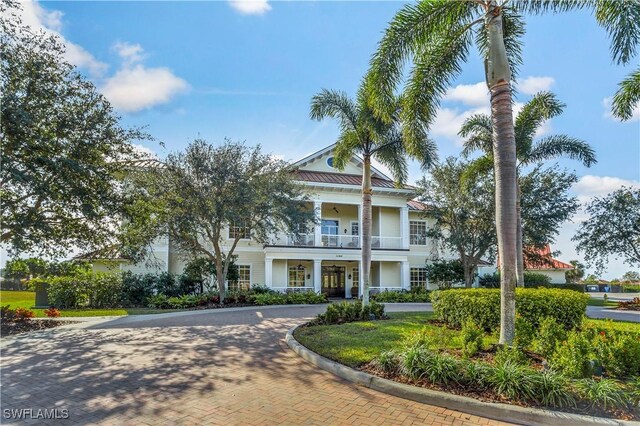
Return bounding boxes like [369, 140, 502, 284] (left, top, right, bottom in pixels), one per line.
[215, 256, 225, 303]
[485, 7, 517, 345]
[361, 154, 373, 307]
[515, 183, 525, 287]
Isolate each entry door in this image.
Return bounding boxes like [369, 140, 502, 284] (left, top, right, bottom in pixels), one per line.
[321, 266, 346, 298]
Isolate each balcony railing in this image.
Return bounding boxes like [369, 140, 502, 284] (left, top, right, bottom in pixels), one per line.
[266, 233, 404, 249]
[372, 236, 403, 249]
[268, 233, 315, 247]
[321, 234, 360, 248]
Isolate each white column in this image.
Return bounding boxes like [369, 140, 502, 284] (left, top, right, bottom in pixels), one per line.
[357, 203, 362, 248]
[314, 201, 322, 247]
[265, 258, 273, 287]
[358, 261, 364, 298]
[401, 261, 410, 291]
[400, 206, 409, 249]
[314, 259, 322, 293]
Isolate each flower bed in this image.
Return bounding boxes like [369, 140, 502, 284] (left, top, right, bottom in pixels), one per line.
[295, 309, 640, 421]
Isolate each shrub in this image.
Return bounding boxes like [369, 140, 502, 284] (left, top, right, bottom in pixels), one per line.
[431, 288, 587, 331]
[617, 297, 640, 311]
[538, 371, 575, 408]
[550, 331, 593, 379]
[489, 361, 541, 402]
[459, 361, 492, 390]
[1, 306, 36, 321]
[460, 320, 484, 357]
[514, 315, 535, 349]
[374, 350, 402, 374]
[44, 307, 61, 318]
[590, 329, 640, 378]
[147, 294, 170, 309]
[431, 289, 500, 330]
[574, 378, 629, 411]
[87, 273, 123, 308]
[494, 346, 529, 366]
[401, 345, 434, 380]
[48, 275, 90, 308]
[251, 284, 274, 294]
[284, 291, 327, 305]
[250, 292, 286, 306]
[154, 273, 181, 297]
[531, 316, 567, 358]
[316, 301, 385, 325]
[121, 272, 156, 307]
[522, 272, 552, 287]
[373, 290, 431, 303]
[404, 326, 448, 349]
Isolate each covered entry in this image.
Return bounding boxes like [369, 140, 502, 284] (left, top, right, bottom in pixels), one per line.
[321, 265, 346, 298]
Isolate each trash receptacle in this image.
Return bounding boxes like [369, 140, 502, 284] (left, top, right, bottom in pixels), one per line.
[34, 282, 49, 307]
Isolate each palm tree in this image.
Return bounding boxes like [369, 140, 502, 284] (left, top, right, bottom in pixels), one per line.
[460, 91, 597, 287]
[367, 0, 638, 344]
[310, 84, 435, 306]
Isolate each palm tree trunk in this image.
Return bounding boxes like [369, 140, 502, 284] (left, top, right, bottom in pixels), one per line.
[515, 183, 525, 288]
[486, 7, 517, 345]
[361, 154, 373, 307]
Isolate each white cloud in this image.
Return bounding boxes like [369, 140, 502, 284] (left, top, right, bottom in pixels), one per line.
[228, 0, 271, 15]
[602, 97, 640, 122]
[517, 76, 555, 95]
[573, 175, 640, 200]
[444, 82, 489, 107]
[113, 41, 145, 66]
[432, 106, 490, 145]
[17, 1, 108, 77]
[101, 63, 189, 113]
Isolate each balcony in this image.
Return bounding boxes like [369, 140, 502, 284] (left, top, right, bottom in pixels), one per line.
[265, 233, 404, 250]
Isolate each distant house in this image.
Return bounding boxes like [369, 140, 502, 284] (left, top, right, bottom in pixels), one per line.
[524, 245, 573, 284]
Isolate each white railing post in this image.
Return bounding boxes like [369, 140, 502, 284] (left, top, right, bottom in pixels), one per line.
[314, 201, 322, 247]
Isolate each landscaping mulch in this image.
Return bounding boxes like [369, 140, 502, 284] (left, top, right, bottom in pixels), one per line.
[1, 319, 69, 337]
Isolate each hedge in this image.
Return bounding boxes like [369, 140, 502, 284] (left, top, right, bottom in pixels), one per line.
[431, 288, 589, 331]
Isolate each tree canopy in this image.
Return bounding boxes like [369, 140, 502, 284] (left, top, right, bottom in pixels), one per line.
[574, 187, 640, 273]
[1, 1, 149, 256]
[123, 139, 315, 301]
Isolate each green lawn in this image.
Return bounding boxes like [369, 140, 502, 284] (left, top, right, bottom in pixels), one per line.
[0, 290, 178, 317]
[294, 311, 640, 368]
[586, 297, 617, 307]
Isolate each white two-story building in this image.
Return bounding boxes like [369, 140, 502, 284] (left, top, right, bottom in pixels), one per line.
[85, 144, 444, 297]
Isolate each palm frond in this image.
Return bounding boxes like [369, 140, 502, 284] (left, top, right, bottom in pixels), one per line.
[460, 155, 494, 187]
[368, 0, 478, 121]
[514, 91, 565, 155]
[310, 89, 360, 135]
[459, 113, 493, 157]
[332, 131, 362, 171]
[525, 135, 597, 167]
[512, 1, 592, 15]
[401, 26, 474, 151]
[372, 131, 409, 185]
[611, 68, 640, 120]
[595, 0, 640, 65]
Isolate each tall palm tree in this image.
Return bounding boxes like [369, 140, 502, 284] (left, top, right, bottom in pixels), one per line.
[310, 84, 435, 306]
[460, 91, 597, 287]
[367, 0, 638, 344]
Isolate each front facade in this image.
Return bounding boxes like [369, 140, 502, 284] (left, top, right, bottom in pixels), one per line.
[89, 145, 447, 297]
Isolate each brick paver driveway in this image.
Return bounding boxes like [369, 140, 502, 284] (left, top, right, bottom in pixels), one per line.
[1, 305, 512, 426]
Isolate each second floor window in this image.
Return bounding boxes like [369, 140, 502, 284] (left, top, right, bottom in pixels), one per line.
[409, 221, 427, 245]
[229, 223, 250, 240]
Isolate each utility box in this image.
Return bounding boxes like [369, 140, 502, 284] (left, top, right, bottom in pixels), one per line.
[34, 282, 49, 308]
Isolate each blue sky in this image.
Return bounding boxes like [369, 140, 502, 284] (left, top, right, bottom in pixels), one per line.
[15, 1, 640, 278]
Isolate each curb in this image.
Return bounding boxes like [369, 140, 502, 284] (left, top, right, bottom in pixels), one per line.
[285, 324, 637, 426]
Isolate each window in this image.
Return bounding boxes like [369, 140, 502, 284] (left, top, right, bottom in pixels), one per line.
[409, 221, 427, 245]
[230, 265, 251, 291]
[288, 266, 305, 287]
[410, 267, 428, 289]
[350, 221, 359, 236]
[229, 223, 250, 240]
[326, 156, 335, 168]
[321, 219, 339, 235]
[352, 268, 359, 285]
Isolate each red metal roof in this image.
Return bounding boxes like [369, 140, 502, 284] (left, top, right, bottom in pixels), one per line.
[293, 170, 412, 189]
[525, 245, 574, 270]
[407, 200, 431, 211]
